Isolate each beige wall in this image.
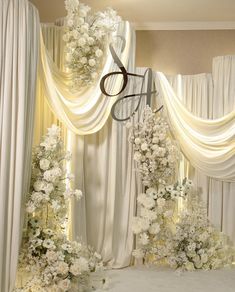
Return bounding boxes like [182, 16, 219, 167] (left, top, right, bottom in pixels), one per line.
[136, 30, 235, 75]
[30, 0, 235, 75]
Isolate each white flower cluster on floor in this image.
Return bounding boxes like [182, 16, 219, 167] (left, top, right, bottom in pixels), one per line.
[63, 0, 121, 87]
[130, 106, 235, 271]
[169, 192, 234, 271]
[14, 125, 106, 292]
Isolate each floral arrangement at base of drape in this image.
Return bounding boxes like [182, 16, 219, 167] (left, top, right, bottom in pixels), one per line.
[130, 106, 235, 271]
[14, 125, 106, 292]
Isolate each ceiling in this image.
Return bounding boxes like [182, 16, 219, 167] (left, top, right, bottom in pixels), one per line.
[30, 0, 235, 26]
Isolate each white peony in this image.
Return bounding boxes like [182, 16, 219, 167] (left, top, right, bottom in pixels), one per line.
[40, 158, 50, 170]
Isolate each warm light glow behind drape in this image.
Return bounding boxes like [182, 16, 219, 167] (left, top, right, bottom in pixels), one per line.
[37, 21, 134, 135]
[155, 72, 235, 182]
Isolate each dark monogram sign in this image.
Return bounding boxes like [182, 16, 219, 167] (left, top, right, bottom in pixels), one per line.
[100, 40, 163, 121]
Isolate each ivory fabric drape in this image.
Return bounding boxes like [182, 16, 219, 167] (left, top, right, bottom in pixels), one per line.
[37, 24, 144, 268]
[38, 21, 134, 135]
[0, 1, 39, 291]
[68, 69, 148, 269]
[157, 58, 235, 243]
[155, 72, 235, 182]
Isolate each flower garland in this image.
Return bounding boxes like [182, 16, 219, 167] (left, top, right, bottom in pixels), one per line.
[14, 125, 106, 291]
[129, 106, 180, 188]
[63, 0, 121, 87]
[130, 106, 235, 271]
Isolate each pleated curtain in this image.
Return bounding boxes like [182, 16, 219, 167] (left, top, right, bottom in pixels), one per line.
[166, 57, 235, 243]
[0, 1, 39, 291]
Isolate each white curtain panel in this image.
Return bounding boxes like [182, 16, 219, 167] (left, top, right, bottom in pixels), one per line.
[0, 1, 39, 291]
[164, 56, 235, 243]
[68, 70, 147, 269]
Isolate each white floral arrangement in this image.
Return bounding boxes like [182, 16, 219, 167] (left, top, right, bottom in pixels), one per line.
[131, 106, 235, 271]
[132, 179, 193, 264]
[168, 191, 235, 271]
[129, 106, 180, 188]
[14, 125, 106, 292]
[63, 0, 121, 87]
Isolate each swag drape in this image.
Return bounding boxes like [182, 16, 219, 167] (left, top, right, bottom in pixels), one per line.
[36, 24, 144, 268]
[38, 21, 134, 135]
[155, 72, 235, 182]
[0, 1, 39, 291]
[161, 60, 235, 243]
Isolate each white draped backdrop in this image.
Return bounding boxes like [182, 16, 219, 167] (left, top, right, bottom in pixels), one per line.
[37, 24, 235, 268]
[0, 1, 235, 291]
[0, 1, 39, 292]
[165, 63, 235, 243]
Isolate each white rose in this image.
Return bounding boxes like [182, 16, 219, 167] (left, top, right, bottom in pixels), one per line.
[33, 180, 45, 192]
[141, 143, 148, 151]
[80, 57, 87, 64]
[78, 37, 86, 46]
[87, 37, 95, 45]
[91, 72, 98, 79]
[149, 223, 160, 235]
[134, 137, 141, 145]
[40, 158, 50, 170]
[56, 261, 69, 275]
[95, 49, 103, 58]
[88, 59, 96, 67]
